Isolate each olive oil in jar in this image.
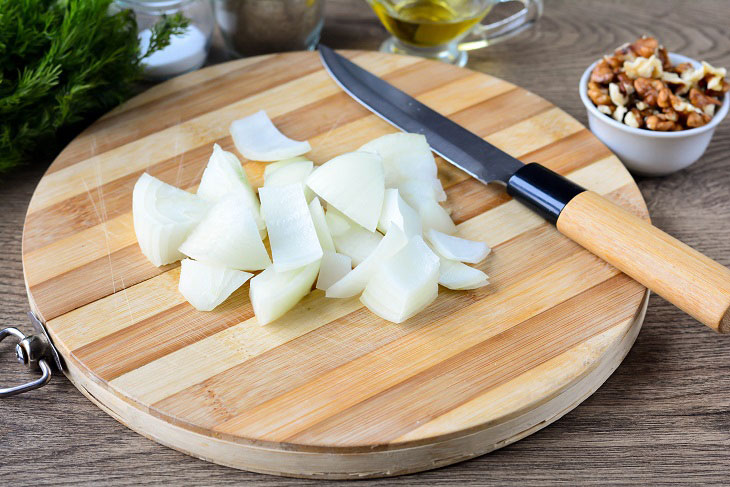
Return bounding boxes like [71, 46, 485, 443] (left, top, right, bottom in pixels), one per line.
[371, 0, 490, 47]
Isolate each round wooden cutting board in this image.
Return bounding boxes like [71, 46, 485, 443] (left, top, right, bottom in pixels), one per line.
[22, 51, 649, 479]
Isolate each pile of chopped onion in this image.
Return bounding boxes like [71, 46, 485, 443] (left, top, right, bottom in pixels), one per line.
[132, 111, 490, 324]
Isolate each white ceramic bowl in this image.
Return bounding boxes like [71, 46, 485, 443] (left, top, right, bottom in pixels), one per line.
[579, 53, 729, 176]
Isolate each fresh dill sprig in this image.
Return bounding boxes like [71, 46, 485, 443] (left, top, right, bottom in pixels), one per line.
[0, 0, 188, 174]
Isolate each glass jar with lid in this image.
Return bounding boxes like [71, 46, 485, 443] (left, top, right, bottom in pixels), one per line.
[114, 0, 215, 80]
[213, 0, 325, 58]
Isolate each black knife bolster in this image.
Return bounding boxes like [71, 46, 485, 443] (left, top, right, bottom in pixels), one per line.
[506, 163, 586, 224]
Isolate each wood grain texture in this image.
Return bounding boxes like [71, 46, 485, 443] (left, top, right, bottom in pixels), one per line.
[558, 190, 730, 332]
[2, 0, 730, 485]
[17, 48, 648, 477]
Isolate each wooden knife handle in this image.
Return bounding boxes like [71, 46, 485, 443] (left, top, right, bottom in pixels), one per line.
[507, 163, 730, 333]
[558, 190, 730, 333]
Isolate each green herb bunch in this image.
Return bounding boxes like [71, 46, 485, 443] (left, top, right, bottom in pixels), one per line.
[0, 0, 188, 174]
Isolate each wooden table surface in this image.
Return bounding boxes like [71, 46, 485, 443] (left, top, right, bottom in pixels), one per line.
[2, 0, 729, 484]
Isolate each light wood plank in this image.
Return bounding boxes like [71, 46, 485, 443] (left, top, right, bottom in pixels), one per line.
[28, 54, 422, 214]
[212, 250, 622, 442]
[395, 319, 631, 442]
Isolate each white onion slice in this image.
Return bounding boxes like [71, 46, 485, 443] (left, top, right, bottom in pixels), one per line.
[360, 236, 439, 323]
[328, 208, 383, 266]
[399, 180, 456, 234]
[306, 151, 384, 231]
[178, 192, 271, 270]
[420, 201, 457, 234]
[230, 110, 311, 161]
[259, 183, 323, 272]
[377, 188, 422, 237]
[359, 133, 437, 186]
[178, 259, 252, 311]
[264, 159, 315, 202]
[133, 173, 210, 267]
[359, 133, 446, 202]
[426, 228, 490, 264]
[326, 226, 407, 298]
[196, 144, 265, 238]
[309, 197, 335, 252]
[324, 205, 352, 237]
[316, 251, 352, 291]
[431, 178, 447, 202]
[437, 258, 489, 290]
[250, 260, 320, 325]
[263, 156, 310, 178]
[333, 228, 383, 266]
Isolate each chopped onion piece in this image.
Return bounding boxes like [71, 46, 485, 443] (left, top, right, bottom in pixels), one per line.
[230, 110, 311, 161]
[427, 241, 489, 290]
[359, 133, 445, 201]
[359, 133, 437, 186]
[309, 197, 335, 252]
[431, 178, 447, 202]
[333, 228, 383, 266]
[263, 156, 310, 178]
[324, 205, 352, 237]
[399, 180, 456, 234]
[264, 160, 313, 185]
[264, 159, 315, 202]
[133, 173, 209, 267]
[326, 226, 407, 298]
[437, 258, 489, 290]
[259, 183, 323, 272]
[196, 144, 265, 238]
[328, 208, 383, 265]
[197, 144, 255, 202]
[360, 236, 439, 323]
[398, 178, 438, 202]
[178, 259, 252, 311]
[178, 192, 271, 270]
[316, 251, 352, 291]
[426, 228, 490, 264]
[250, 260, 320, 325]
[306, 151, 384, 231]
[377, 188, 422, 237]
[420, 201, 457, 234]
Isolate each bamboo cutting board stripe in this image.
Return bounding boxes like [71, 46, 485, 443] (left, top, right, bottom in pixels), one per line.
[395, 319, 632, 443]
[157, 271, 636, 445]
[46, 158, 633, 373]
[24, 90, 560, 260]
[48, 169, 637, 415]
[22, 73, 512, 260]
[23, 51, 649, 476]
[21, 125, 603, 293]
[98, 211, 578, 385]
[208, 250, 621, 443]
[57, 207, 562, 374]
[286, 275, 642, 446]
[27, 54, 442, 213]
[142, 215, 625, 420]
[25, 108, 586, 321]
[100, 55, 276, 120]
[50, 54, 324, 171]
[57, 307, 644, 475]
[84, 182, 634, 432]
[46, 52, 413, 175]
[25, 73, 513, 254]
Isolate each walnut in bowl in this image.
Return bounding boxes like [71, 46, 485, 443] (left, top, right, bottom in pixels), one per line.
[579, 36, 729, 176]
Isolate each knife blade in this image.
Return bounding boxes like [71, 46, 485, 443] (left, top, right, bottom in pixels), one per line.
[318, 45, 730, 334]
[319, 45, 585, 223]
[319, 45, 523, 185]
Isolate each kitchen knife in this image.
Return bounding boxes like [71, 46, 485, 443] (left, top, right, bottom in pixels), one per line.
[319, 45, 730, 334]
